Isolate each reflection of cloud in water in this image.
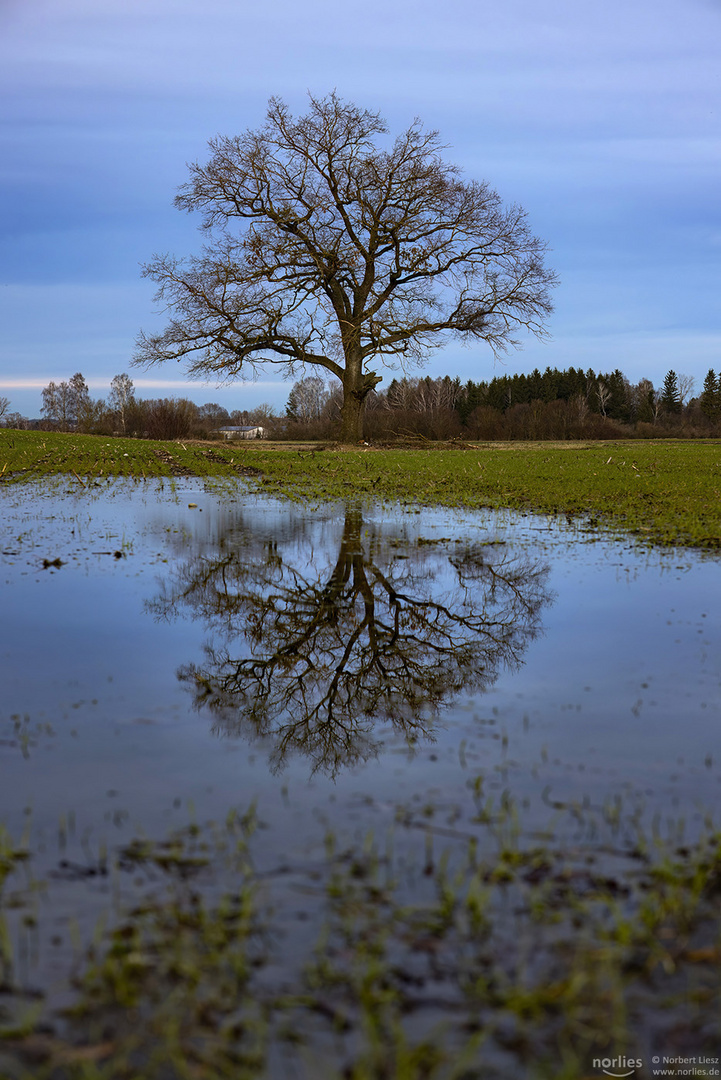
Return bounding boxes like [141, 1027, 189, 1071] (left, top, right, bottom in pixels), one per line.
[148, 503, 553, 776]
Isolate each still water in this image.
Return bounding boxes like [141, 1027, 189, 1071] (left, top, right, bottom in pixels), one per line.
[0, 478, 719, 999]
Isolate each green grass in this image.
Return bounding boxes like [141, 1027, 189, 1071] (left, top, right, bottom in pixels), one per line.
[2, 431, 720, 548]
[239, 440, 721, 549]
[0, 430, 229, 481]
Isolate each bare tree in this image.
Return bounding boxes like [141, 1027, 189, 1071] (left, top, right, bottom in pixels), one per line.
[1, 411, 28, 430]
[382, 375, 462, 438]
[41, 380, 67, 430]
[135, 93, 557, 442]
[230, 403, 278, 428]
[41, 373, 90, 431]
[677, 373, 695, 408]
[145, 397, 198, 440]
[109, 373, 136, 434]
[596, 379, 611, 418]
[569, 393, 588, 425]
[285, 375, 333, 422]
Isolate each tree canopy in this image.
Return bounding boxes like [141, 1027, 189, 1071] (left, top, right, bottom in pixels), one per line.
[135, 93, 558, 441]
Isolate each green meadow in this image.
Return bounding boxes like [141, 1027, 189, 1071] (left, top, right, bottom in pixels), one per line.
[1, 430, 720, 548]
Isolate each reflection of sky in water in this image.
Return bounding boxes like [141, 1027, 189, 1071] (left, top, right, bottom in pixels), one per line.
[1, 481, 719, 852]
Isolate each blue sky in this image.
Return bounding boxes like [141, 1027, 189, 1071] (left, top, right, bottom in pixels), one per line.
[1, 0, 719, 417]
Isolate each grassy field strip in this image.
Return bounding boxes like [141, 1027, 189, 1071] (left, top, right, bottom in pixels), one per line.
[1, 432, 720, 548]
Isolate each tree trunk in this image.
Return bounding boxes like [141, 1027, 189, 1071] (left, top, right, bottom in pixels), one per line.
[339, 388, 365, 443]
[339, 363, 382, 443]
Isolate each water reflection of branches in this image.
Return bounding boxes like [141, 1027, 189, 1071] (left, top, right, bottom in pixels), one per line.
[149, 504, 552, 775]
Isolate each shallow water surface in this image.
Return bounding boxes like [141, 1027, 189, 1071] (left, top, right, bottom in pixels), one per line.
[0, 479, 719, 1026]
[2, 481, 718, 812]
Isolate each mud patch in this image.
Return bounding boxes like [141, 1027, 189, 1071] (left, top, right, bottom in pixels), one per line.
[151, 449, 195, 477]
[201, 448, 262, 476]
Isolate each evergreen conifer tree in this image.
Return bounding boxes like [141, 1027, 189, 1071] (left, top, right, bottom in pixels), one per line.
[661, 370, 682, 414]
[699, 369, 720, 419]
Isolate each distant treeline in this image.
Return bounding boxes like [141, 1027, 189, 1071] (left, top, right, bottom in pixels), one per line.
[0, 373, 275, 441]
[285, 366, 721, 441]
[2, 366, 720, 441]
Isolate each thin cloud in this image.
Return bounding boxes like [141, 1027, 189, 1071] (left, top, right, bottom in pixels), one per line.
[0, 377, 286, 391]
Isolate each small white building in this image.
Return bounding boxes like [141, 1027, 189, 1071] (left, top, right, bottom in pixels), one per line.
[216, 425, 266, 440]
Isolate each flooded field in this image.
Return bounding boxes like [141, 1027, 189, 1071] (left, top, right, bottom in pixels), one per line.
[1, 478, 719, 1078]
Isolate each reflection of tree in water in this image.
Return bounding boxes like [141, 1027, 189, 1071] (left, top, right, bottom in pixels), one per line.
[149, 504, 552, 775]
